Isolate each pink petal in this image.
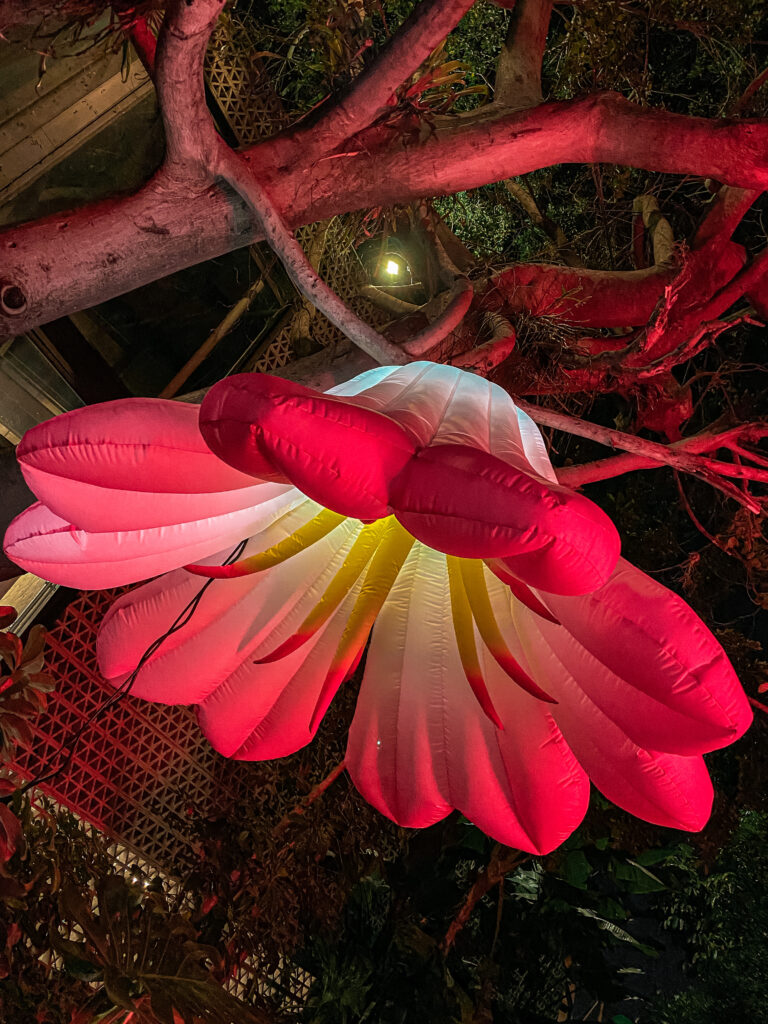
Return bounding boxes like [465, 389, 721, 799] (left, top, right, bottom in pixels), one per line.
[5, 489, 298, 589]
[542, 558, 752, 749]
[390, 443, 621, 592]
[346, 544, 589, 854]
[98, 505, 364, 753]
[198, 577, 363, 760]
[16, 398, 273, 532]
[200, 373, 415, 520]
[509, 605, 715, 831]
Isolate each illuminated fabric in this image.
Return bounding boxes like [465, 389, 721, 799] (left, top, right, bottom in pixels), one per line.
[4, 363, 751, 853]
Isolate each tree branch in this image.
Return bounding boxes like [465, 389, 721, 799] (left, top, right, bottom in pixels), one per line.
[401, 278, 474, 356]
[557, 421, 768, 488]
[494, 0, 553, 108]
[3, 94, 768, 338]
[281, 0, 477, 163]
[214, 147, 411, 364]
[504, 178, 583, 266]
[632, 195, 675, 267]
[518, 401, 764, 511]
[153, 0, 225, 182]
[158, 273, 266, 399]
[442, 845, 528, 953]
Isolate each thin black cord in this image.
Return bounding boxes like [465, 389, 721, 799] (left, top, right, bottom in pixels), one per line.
[15, 539, 248, 797]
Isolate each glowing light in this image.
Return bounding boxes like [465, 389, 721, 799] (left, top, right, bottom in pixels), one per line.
[385, 259, 400, 275]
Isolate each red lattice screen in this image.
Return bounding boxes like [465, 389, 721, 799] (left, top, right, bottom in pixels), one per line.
[12, 589, 254, 871]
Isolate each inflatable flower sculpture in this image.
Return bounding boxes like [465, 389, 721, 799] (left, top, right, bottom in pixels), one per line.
[4, 363, 751, 854]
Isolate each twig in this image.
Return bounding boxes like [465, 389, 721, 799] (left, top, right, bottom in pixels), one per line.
[518, 400, 764, 512]
[749, 697, 768, 716]
[272, 761, 347, 836]
[442, 845, 527, 953]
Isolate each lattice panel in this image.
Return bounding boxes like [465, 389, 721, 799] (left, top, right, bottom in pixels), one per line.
[12, 589, 253, 871]
[205, 13, 288, 145]
[249, 216, 393, 373]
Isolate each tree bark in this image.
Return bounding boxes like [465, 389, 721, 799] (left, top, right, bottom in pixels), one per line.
[3, 95, 768, 339]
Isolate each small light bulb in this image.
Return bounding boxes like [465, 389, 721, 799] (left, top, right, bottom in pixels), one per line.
[385, 259, 399, 275]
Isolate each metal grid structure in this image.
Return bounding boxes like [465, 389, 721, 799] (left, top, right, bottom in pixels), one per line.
[11, 588, 316, 1010]
[204, 13, 392, 375]
[12, 588, 253, 872]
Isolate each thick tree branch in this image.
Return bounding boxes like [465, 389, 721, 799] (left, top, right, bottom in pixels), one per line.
[281, 0, 476, 163]
[154, 0, 224, 182]
[494, 0, 553, 108]
[3, 93, 768, 337]
[638, 246, 768, 363]
[487, 261, 673, 328]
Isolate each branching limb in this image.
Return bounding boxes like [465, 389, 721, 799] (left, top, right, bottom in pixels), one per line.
[281, 0, 476, 162]
[692, 185, 758, 250]
[518, 399, 765, 512]
[494, 0, 553, 108]
[556, 420, 768, 487]
[214, 148, 411, 364]
[154, 0, 224, 184]
[638, 246, 768, 362]
[442, 845, 528, 953]
[4, 66, 768, 336]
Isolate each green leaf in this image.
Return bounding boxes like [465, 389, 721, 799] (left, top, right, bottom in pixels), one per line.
[561, 849, 592, 890]
[633, 847, 677, 866]
[103, 969, 135, 1010]
[612, 859, 666, 893]
[576, 908, 659, 957]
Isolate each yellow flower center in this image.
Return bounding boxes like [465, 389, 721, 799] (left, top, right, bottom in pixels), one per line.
[187, 507, 555, 729]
